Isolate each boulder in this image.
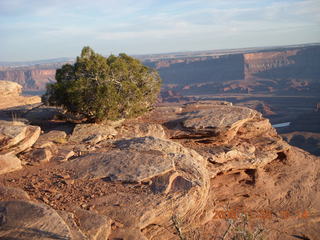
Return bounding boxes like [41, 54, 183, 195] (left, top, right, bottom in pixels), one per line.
[65, 137, 207, 185]
[0, 200, 73, 239]
[0, 154, 22, 175]
[0, 121, 27, 151]
[30, 147, 53, 163]
[0, 121, 40, 155]
[62, 137, 210, 238]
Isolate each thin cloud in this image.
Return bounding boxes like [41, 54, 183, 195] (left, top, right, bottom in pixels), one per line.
[0, 0, 319, 61]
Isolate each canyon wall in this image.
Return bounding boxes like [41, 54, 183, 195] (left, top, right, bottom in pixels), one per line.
[0, 45, 319, 95]
[144, 54, 245, 85]
[0, 69, 56, 91]
[151, 45, 320, 95]
[244, 46, 320, 80]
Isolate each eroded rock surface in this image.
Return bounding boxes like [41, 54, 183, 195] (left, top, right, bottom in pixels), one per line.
[0, 200, 73, 240]
[0, 81, 40, 109]
[0, 101, 318, 240]
[118, 123, 166, 139]
[180, 105, 259, 142]
[62, 136, 209, 239]
[0, 121, 40, 155]
[0, 154, 22, 175]
[0, 121, 41, 174]
[69, 123, 118, 144]
[0, 186, 30, 201]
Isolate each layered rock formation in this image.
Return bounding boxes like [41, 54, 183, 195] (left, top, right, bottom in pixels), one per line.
[145, 45, 320, 95]
[0, 69, 56, 91]
[1, 44, 319, 97]
[0, 121, 40, 175]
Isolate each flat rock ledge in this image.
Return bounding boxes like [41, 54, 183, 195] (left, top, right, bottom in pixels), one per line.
[176, 105, 260, 142]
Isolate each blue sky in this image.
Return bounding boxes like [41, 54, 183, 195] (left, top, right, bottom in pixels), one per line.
[1, 0, 319, 61]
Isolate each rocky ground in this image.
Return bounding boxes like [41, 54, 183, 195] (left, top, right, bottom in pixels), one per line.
[0, 83, 319, 240]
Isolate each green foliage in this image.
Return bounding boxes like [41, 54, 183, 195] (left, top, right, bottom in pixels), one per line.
[42, 46, 161, 122]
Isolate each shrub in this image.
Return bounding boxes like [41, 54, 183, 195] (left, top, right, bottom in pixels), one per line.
[42, 46, 161, 122]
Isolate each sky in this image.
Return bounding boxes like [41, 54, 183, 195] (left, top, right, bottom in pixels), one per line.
[1, 0, 320, 61]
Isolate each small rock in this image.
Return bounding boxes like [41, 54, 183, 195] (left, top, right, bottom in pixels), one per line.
[30, 148, 53, 163]
[34, 130, 67, 148]
[0, 154, 22, 175]
[64, 179, 75, 185]
[54, 149, 75, 162]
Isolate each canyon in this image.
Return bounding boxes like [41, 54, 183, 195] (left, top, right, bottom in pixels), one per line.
[145, 44, 320, 95]
[0, 43, 319, 156]
[0, 41, 319, 239]
[1, 44, 319, 95]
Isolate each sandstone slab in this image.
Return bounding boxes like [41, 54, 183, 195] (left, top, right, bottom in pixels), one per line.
[34, 130, 67, 148]
[0, 186, 30, 201]
[62, 137, 210, 237]
[69, 123, 118, 144]
[73, 208, 112, 240]
[0, 121, 41, 155]
[57, 211, 87, 240]
[182, 105, 258, 133]
[0, 121, 27, 151]
[0, 81, 41, 109]
[118, 123, 166, 139]
[0, 200, 73, 239]
[66, 137, 207, 186]
[0, 154, 22, 175]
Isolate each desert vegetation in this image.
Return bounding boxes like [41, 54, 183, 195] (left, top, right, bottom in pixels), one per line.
[42, 47, 161, 122]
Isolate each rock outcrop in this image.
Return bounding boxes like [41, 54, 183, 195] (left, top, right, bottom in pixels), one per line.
[0, 121, 40, 155]
[0, 101, 318, 239]
[0, 121, 40, 175]
[0, 80, 22, 95]
[0, 200, 74, 239]
[0, 80, 41, 109]
[62, 136, 209, 239]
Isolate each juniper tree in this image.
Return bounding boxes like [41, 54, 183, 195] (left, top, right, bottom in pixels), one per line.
[43, 47, 161, 122]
